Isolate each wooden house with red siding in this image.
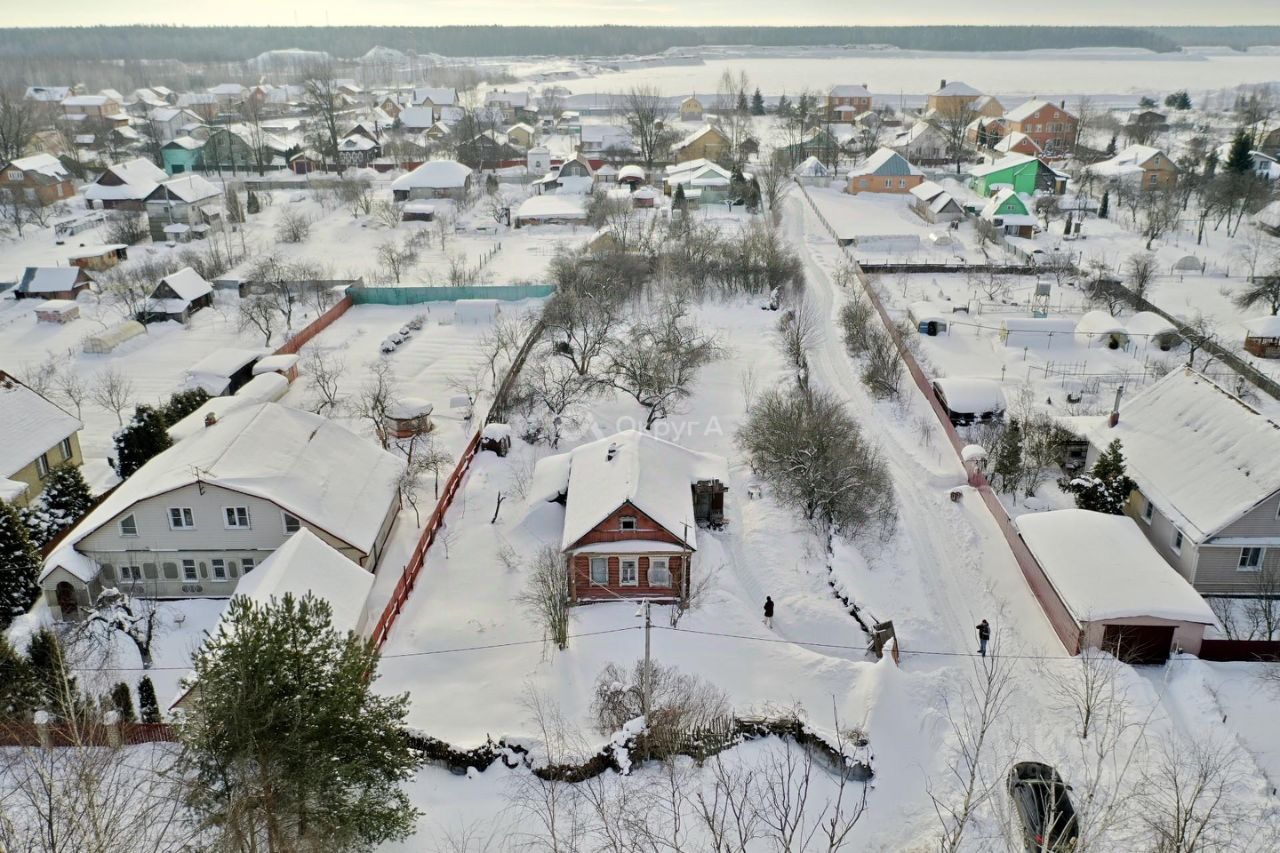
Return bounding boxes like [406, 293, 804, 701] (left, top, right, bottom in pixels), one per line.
[529, 430, 728, 603]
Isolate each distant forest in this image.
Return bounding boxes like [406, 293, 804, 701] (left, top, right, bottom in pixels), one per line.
[5, 25, 1277, 63]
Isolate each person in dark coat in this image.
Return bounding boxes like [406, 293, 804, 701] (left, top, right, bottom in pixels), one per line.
[976, 619, 990, 657]
[763, 596, 775, 629]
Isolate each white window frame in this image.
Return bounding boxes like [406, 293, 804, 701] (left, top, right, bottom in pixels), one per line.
[36, 453, 50, 478]
[211, 558, 227, 580]
[1239, 547, 1265, 573]
[281, 511, 302, 534]
[1171, 530, 1183, 555]
[118, 514, 138, 537]
[6, 169, 21, 181]
[181, 559, 197, 581]
[169, 507, 195, 530]
[241, 557, 256, 573]
[1142, 499, 1155, 524]
[120, 565, 141, 582]
[223, 506, 251, 529]
[589, 556, 608, 585]
[619, 557, 639, 586]
[648, 557, 672, 588]
[60, 437, 73, 459]
[619, 516, 637, 532]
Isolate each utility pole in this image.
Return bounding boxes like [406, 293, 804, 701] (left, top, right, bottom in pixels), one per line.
[640, 598, 652, 760]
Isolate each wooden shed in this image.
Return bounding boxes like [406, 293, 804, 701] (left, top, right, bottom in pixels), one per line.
[1244, 316, 1280, 359]
[67, 244, 128, 272]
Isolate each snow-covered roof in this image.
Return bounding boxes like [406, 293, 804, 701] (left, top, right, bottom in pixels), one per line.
[1256, 200, 1280, 232]
[62, 94, 113, 107]
[391, 159, 472, 190]
[25, 86, 70, 101]
[530, 430, 728, 551]
[933, 81, 982, 97]
[18, 267, 86, 294]
[672, 124, 723, 152]
[41, 403, 405, 583]
[231, 529, 375, 636]
[1075, 310, 1129, 339]
[980, 187, 1036, 225]
[36, 299, 79, 312]
[0, 373, 82, 479]
[84, 157, 168, 201]
[156, 267, 213, 302]
[908, 301, 952, 323]
[931, 378, 1006, 415]
[1244, 315, 1280, 338]
[164, 135, 204, 151]
[386, 397, 434, 420]
[849, 147, 922, 178]
[969, 152, 1038, 178]
[1016, 510, 1217, 625]
[149, 174, 220, 204]
[994, 132, 1041, 154]
[515, 194, 587, 220]
[617, 164, 647, 182]
[1089, 369, 1280, 541]
[208, 83, 245, 96]
[1005, 98, 1060, 123]
[5, 153, 69, 180]
[1088, 145, 1170, 180]
[1126, 311, 1178, 339]
[485, 89, 529, 107]
[252, 354, 299, 375]
[830, 84, 872, 98]
[909, 180, 947, 202]
[167, 374, 289, 442]
[793, 155, 830, 178]
[187, 347, 266, 380]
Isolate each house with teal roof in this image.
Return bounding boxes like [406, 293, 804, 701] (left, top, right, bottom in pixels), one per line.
[968, 153, 1067, 198]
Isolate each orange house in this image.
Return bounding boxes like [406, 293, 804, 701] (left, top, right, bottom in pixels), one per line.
[846, 147, 925, 195]
[529, 431, 728, 603]
[1004, 99, 1078, 157]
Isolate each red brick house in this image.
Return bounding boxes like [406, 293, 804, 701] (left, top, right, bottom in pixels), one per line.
[826, 84, 873, 120]
[1, 154, 73, 206]
[529, 431, 728, 603]
[1004, 99, 1077, 158]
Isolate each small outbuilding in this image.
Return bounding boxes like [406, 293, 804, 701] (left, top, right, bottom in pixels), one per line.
[514, 194, 587, 228]
[67, 244, 128, 272]
[82, 320, 145, 353]
[931, 378, 1006, 426]
[385, 397, 434, 439]
[35, 300, 80, 324]
[1244, 316, 1280, 359]
[144, 266, 213, 323]
[185, 348, 267, 395]
[251, 353, 300, 383]
[908, 301, 954, 336]
[400, 200, 436, 222]
[1016, 509, 1218, 662]
[617, 164, 646, 188]
[391, 159, 472, 201]
[1126, 311, 1181, 351]
[15, 267, 94, 301]
[1075, 310, 1130, 350]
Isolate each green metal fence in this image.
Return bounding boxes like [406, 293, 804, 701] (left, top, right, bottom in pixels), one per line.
[349, 284, 555, 305]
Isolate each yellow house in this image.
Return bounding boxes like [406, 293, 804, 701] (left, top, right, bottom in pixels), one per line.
[0, 371, 83, 507]
[506, 122, 536, 150]
[672, 124, 731, 164]
[679, 96, 704, 122]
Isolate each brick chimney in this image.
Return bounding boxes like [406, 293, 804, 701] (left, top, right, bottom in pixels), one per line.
[205, 412, 218, 428]
[1108, 386, 1124, 427]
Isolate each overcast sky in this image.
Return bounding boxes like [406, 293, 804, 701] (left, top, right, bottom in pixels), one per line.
[8, 1, 1280, 27]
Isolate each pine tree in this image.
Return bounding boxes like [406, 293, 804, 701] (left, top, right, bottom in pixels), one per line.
[1204, 148, 1219, 179]
[735, 89, 749, 114]
[114, 404, 173, 479]
[181, 594, 422, 849]
[775, 92, 792, 118]
[161, 387, 211, 425]
[0, 500, 40, 629]
[110, 681, 136, 721]
[1098, 190, 1110, 220]
[0, 635, 36, 718]
[1105, 134, 1117, 156]
[1064, 438, 1134, 514]
[246, 189, 261, 215]
[992, 418, 1024, 494]
[21, 463, 93, 550]
[26, 627, 79, 716]
[1225, 131, 1254, 175]
[1178, 91, 1193, 110]
[751, 87, 765, 116]
[137, 675, 161, 723]
[673, 182, 687, 214]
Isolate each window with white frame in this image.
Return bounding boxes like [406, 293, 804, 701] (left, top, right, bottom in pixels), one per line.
[242, 557, 256, 573]
[181, 559, 197, 581]
[1142, 499, 1154, 524]
[619, 516, 637, 532]
[60, 437, 73, 460]
[1171, 530, 1183, 554]
[282, 511, 302, 534]
[224, 507, 251, 529]
[36, 453, 49, 478]
[120, 565, 142, 581]
[1239, 547, 1265, 572]
[589, 556, 608, 585]
[648, 557, 672, 587]
[211, 558, 227, 580]
[169, 507, 195, 529]
[620, 558, 639, 586]
[6, 170, 21, 181]
[119, 514, 138, 537]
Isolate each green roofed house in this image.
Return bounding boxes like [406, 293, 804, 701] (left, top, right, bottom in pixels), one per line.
[980, 188, 1038, 238]
[968, 153, 1067, 198]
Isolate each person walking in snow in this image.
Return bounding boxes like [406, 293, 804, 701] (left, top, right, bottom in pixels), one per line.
[763, 596, 775, 629]
[976, 619, 990, 657]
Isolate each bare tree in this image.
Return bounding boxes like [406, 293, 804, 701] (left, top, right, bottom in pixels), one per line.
[376, 239, 415, 283]
[90, 367, 135, 427]
[618, 86, 678, 169]
[1137, 738, 1243, 853]
[355, 358, 399, 449]
[1140, 187, 1182, 249]
[276, 208, 313, 243]
[516, 546, 572, 651]
[237, 294, 281, 346]
[303, 349, 346, 415]
[1234, 268, 1280, 316]
[396, 437, 453, 525]
[754, 153, 790, 224]
[1126, 252, 1159, 303]
[929, 99, 980, 174]
[606, 298, 725, 428]
[543, 289, 621, 377]
[54, 368, 89, 419]
[508, 691, 586, 850]
[518, 354, 597, 448]
[302, 70, 345, 171]
[0, 91, 38, 161]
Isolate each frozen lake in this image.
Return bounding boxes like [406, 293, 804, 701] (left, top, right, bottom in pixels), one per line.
[527, 47, 1280, 103]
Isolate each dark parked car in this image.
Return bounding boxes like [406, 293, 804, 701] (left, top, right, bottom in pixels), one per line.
[1008, 762, 1079, 852]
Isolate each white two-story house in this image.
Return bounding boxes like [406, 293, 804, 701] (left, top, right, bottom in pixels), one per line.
[1086, 368, 1280, 595]
[39, 403, 405, 618]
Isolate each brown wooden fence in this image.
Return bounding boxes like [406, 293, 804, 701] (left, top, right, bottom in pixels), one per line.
[0, 721, 178, 747]
[796, 182, 1081, 653]
[273, 294, 354, 356]
[1197, 639, 1280, 662]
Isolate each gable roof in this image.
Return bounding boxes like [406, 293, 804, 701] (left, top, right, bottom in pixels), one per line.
[0, 372, 82, 479]
[1016, 510, 1217, 625]
[17, 267, 88, 294]
[969, 152, 1039, 178]
[848, 147, 922, 178]
[232, 529, 374, 635]
[1088, 145, 1173, 180]
[147, 174, 220, 204]
[41, 403, 405, 583]
[1006, 98, 1071, 123]
[529, 430, 728, 551]
[673, 124, 727, 152]
[155, 267, 213, 302]
[391, 159, 472, 190]
[5, 153, 69, 181]
[413, 87, 457, 106]
[84, 157, 167, 202]
[980, 187, 1035, 223]
[933, 81, 982, 97]
[830, 84, 872, 98]
[1088, 369, 1280, 541]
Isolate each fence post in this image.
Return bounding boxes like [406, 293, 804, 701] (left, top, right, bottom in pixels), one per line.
[34, 710, 51, 748]
[103, 710, 122, 748]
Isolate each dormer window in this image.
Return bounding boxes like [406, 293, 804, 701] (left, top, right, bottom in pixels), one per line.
[619, 516, 637, 531]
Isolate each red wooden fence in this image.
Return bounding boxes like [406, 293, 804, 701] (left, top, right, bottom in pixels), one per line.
[797, 182, 1081, 653]
[1198, 639, 1280, 662]
[0, 721, 178, 747]
[273, 294, 354, 356]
